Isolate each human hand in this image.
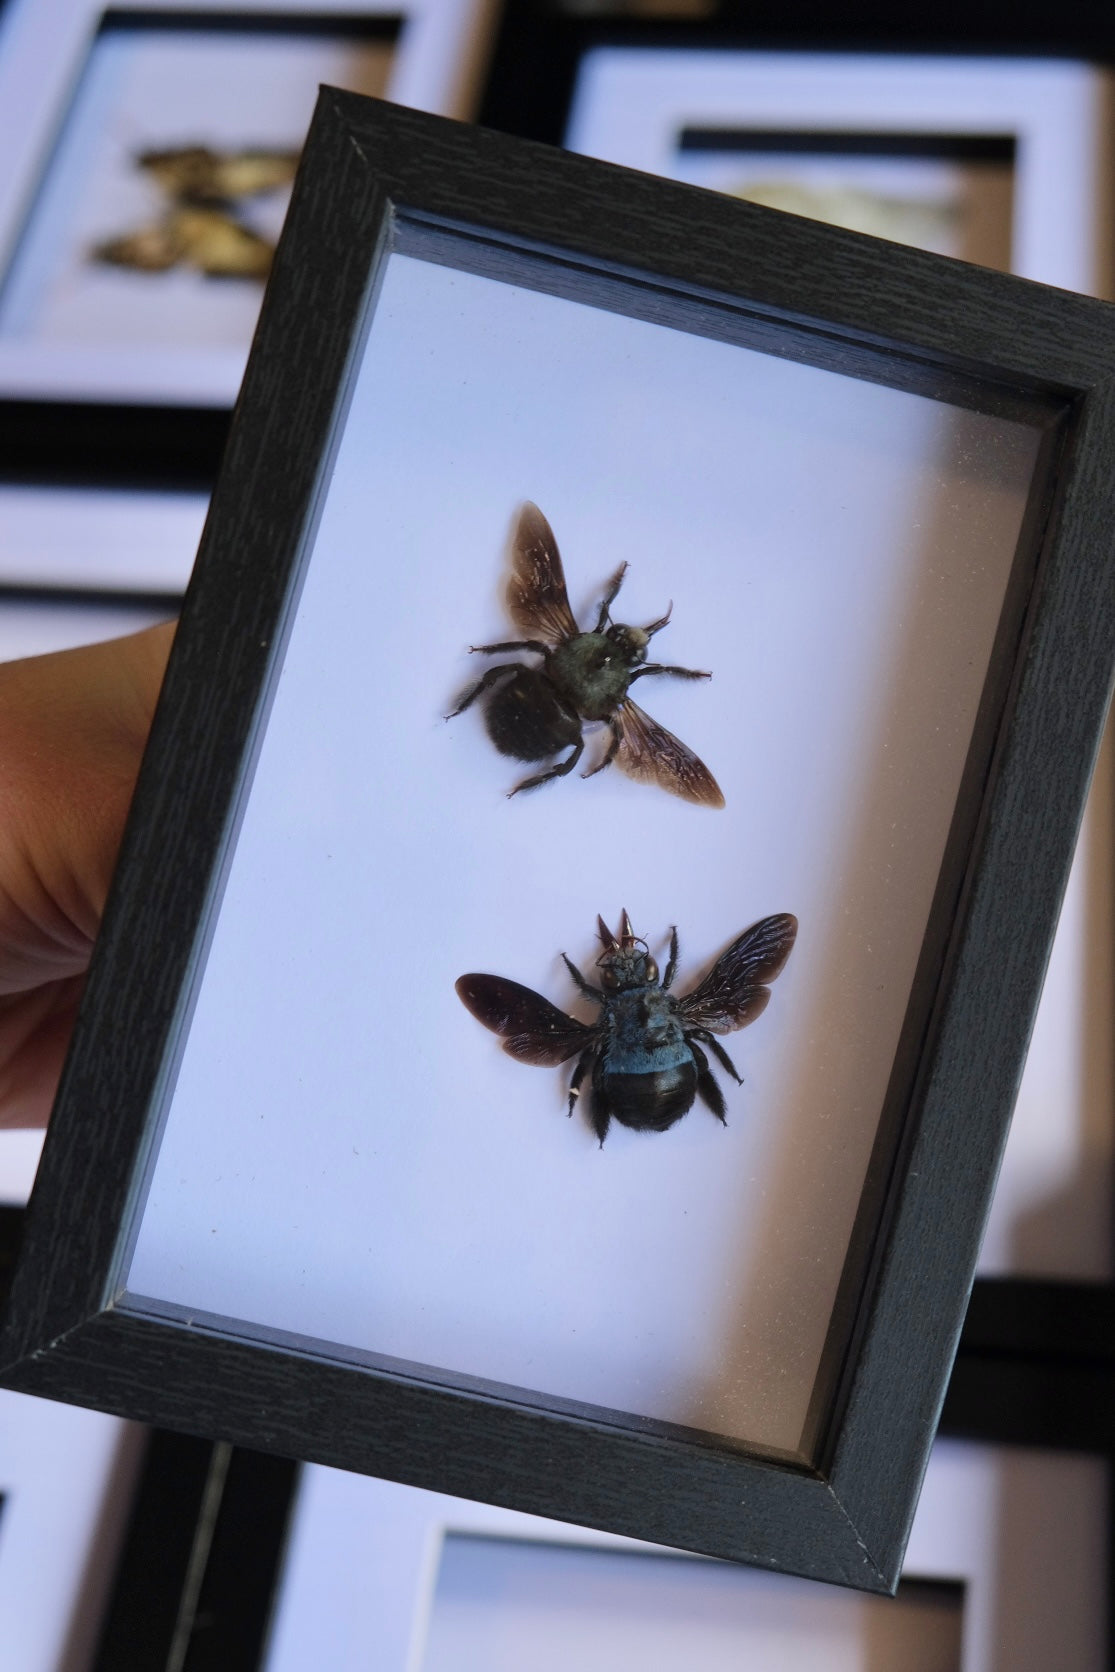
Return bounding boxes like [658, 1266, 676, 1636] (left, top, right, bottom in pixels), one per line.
[0, 622, 175, 1128]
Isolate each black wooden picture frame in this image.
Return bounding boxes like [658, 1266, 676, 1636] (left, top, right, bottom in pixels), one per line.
[479, 0, 1115, 1471]
[92, 1431, 298, 1672]
[1, 93, 1114, 1593]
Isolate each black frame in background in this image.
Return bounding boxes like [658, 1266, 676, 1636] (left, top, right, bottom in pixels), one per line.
[0, 400, 229, 490]
[92, 1432, 299, 1672]
[0, 1207, 297, 1672]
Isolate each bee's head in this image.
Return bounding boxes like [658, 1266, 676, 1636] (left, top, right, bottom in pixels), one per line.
[596, 911, 657, 990]
[605, 602, 672, 668]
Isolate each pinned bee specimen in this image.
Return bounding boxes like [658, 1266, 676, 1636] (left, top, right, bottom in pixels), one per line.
[456, 910, 797, 1144]
[91, 145, 299, 280]
[448, 503, 724, 805]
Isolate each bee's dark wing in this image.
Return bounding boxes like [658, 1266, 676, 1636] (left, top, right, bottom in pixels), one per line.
[679, 914, 797, 1034]
[613, 700, 725, 808]
[507, 503, 581, 643]
[456, 974, 597, 1065]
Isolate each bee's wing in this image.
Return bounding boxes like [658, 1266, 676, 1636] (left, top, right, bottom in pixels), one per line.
[613, 700, 725, 808]
[507, 503, 581, 643]
[679, 914, 797, 1034]
[456, 974, 596, 1065]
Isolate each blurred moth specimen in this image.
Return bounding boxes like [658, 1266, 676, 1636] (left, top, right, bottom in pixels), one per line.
[92, 145, 300, 280]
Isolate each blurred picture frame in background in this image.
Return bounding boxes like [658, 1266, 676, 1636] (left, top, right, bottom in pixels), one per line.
[0, 1214, 145, 1672]
[0, 0, 497, 406]
[261, 1441, 1109, 1672]
[1, 94, 1113, 1593]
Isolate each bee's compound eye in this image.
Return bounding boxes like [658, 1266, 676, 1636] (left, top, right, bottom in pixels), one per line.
[601, 966, 620, 989]
[644, 957, 658, 982]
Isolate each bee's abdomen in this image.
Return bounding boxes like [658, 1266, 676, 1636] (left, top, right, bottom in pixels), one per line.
[598, 1059, 698, 1132]
[485, 669, 580, 760]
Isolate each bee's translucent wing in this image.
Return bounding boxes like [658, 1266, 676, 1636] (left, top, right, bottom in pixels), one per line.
[456, 974, 596, 1065]
[680, 914, 797, 1034]
[614, 699, 725, 807]
[507, 503, 581, 643]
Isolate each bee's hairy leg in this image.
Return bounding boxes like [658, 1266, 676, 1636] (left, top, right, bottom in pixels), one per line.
[690, 1042, 727, 1123]
[446, 662, 518, 719]
[581, 717, 621, 780]
[691, 1028, 742, 1085]
[469, 639, 550, 656]
[567, 1047, 596, 1115]
[590, 1085, 613, 1147]
[593, 562, 629, 630]
[662, 927, 679, 990]
[562, 955, 603, 1001]
[508, 736, 584, 796]
[629, 664, 711, 682]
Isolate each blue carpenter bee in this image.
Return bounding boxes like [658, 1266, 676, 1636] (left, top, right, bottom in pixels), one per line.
[448, 503, 723, 805]
[456, 910, 797, 1145]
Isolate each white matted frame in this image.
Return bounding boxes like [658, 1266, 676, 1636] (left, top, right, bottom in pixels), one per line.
[564, 54, 1114, 293]
[262, 1440, 1109, 1672]
[0, 483, 204, 598]
[0, 1389, 143, 1672]
[558, 48, 1115, 1289]
[0, 0, 498, 405]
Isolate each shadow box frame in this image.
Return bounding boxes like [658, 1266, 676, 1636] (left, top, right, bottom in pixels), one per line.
[257, 1435, 1110, 1672]
[0, 0, 500, 412]
[0, 93, 1114, 1593]
[477, 23, 1115, 1327]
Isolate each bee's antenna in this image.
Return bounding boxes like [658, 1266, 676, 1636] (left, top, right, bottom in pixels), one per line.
[643, 602, 673, 637]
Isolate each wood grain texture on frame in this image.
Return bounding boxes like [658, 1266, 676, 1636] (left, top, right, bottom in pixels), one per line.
[0, 94, 1113, 1592]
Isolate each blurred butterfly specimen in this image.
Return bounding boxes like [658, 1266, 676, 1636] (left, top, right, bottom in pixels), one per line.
[448, 502, 724, 804]
[91, 145, 299, 280]
[457, 909, 797, 1144]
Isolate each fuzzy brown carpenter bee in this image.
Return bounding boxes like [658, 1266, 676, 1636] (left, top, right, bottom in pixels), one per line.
[448, 503, 723, 805]
[457, 910, 797, 1144]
